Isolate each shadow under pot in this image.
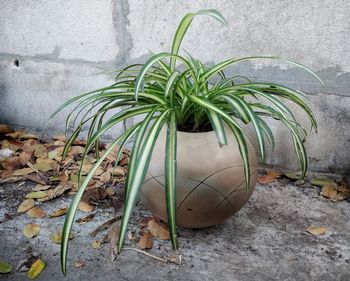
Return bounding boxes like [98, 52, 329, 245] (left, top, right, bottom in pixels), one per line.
[140, 126, 258, 228]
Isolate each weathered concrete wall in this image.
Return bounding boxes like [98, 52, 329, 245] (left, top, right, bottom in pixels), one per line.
[0, 0, 349, 175]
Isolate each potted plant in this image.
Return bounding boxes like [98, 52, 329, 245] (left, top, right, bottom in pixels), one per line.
[53, 9, 323, 274]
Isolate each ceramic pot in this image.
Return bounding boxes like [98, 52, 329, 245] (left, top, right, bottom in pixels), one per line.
[140, 127, 258, 228]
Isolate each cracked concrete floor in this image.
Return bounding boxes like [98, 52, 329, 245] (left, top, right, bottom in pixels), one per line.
[0, 179, 349, 281]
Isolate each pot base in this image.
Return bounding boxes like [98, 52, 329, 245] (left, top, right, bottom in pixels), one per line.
[141, 167, 257, 228]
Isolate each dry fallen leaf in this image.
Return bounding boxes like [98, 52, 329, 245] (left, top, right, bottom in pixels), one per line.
[52, 135, 66, 142]
[100, 171, 111, 183]
[147, 219, 170, 240]
[0, 124, 13, 134]
[12, 168, 35, 176]
[108, 221, 120, 250]
[257, 175, 276, 184]
[311, 178, 336, 187]
[19, 133, 39, 140]
[267, 169, 282, 178]
[78, 201, 95, 213]
[33, 158, 55, 172]
[0, 261, 13, 274]
[76, 213, 95, 224]
[74, 260, 86, 268]
[91, 240, 102, 249]
[90, 218, 119, 237]
[321, 183, 350, 201]
[306, 225, 328, 236]
[17, 199, 35, 213]
[105, 187, 116, 196]
[33, 144, 47, 159]
[27, 259, 45, 279]
[284, 172, 301, 180]
[50, 231, 74, 244]
[137, 230, 153, 250]
[107, 166, 125, 177]
[25, 191, 48, 199]
[49, 207, 68, 218]
[27, 207, 46, 218]
[23, 223, 41, 238]
[38, 184, 72, 202]
[34, 184, 51, 191]
[18, 151, 33, 165]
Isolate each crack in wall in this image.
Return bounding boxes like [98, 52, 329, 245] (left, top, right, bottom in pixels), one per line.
[113, 0, 133, 66]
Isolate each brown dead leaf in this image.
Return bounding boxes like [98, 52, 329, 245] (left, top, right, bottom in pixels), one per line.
[91, 240, 102, 249]
[311, 178, 336, 187]
[19, 133, 39, 140]
[74, 260, 85, 268]
[19, 151, 33, 165]
[12, 168, 35, 176]
[38, 184, 72, 202]
[27, 207, 46, 218]
[76, 213, 96, 224]
[100, 171, 111, 183]
[58, 170, 69, 184]
[108, 221, 120, 250]
[17, 199, 35, 213]
[23, 223, 41, 238]
[68, 146, 85, 157]
[321, 183, 350, 201]
[321, 184, 338, 199]
[49, 207, 68, 218]
[306, 225, 328, 236]
[284, 172, 302, 180]
[5, 131, 25, 139]
[1, 156, 22, 171]
[118, 154, 129, 166]
[33, 144, 47, 159]
[34, 184, 51, 191]
[107, 166, 125, 177]
[0, 124, 13, 134]
[267, 169, 282, 178]
[48, 146, 63, 160]
[137, 230, 153, 250]
[257, 175, 276, 184]
[104, 143, 120, 162]
[33, 158, 56, 172]
[78, 201, 95, 213]
[50, 231, 74, 244]
[53, 140, 65, 146]
[25, 191, 48, 199]
[24, 174, 47, 185]
[105, 187, 115, 196]
[27, 259, 45, 279]
[1, 139, 25, 151]
[52, 135, 66, 142]
[147, 219, 170, 240]
[90, 217, 119, 237]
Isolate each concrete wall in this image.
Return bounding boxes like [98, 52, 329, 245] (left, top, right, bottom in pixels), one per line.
[0, 0, 349, 175]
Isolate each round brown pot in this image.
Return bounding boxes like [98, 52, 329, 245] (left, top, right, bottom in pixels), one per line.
[140, 126, 258, 228]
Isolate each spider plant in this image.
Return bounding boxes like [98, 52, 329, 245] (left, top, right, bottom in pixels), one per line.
[52, 9, 323, 274]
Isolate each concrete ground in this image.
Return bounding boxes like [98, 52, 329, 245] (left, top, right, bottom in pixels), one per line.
[0, 179, 349, 281]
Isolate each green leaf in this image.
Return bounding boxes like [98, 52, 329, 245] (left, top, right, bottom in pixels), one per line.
[117, 109, 170, 252]
[207, 110, 227, 146]
[170, 9, 227, 70]
[61, 125, 139, 275]
[0, 261, 12, 274]
[165, 110, 178, 249]
[135, 53, 190, 101]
